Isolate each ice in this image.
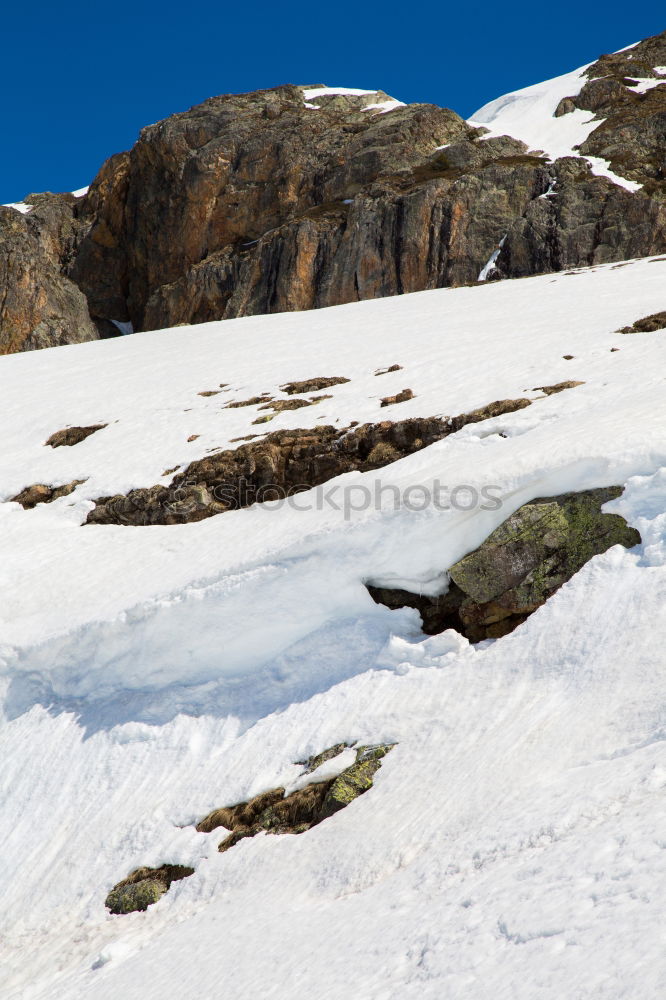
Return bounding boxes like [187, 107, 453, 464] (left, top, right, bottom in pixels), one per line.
[477, 235, 506, 281]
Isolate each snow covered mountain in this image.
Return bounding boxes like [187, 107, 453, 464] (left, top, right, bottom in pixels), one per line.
[2, 30, 665, 354]
[2, 32, 666, 1000]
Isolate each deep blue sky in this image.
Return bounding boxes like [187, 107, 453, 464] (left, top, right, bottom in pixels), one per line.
[1, 3, 663, 204]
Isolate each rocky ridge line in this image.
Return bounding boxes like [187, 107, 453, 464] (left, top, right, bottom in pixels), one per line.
[2, 32, 666, 354]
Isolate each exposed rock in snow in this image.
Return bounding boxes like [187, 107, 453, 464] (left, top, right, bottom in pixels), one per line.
[45, 424, 108, 448]
[368, 486, 641, 641]
[10, 479, 87, 509]
[83, 398, 533, 526]
[617, 310, 666, 334]
[195, 744, 394, 850]
[106, 865, 195, 915]
[2, 253, 666, 997]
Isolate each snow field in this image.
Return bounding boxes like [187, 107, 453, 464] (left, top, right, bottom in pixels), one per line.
[1, 255, 666, 998]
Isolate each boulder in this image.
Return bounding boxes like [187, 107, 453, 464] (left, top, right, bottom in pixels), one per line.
[368, 487, 641, 641]
[105, 864, 195, 915]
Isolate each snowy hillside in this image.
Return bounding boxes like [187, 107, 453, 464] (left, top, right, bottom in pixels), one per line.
[470, 56, 643, 191]
[2, 252, 666, 998]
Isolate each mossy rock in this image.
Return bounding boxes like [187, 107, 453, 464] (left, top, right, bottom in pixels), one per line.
[105, 878, 168, 914]
[450, 487, 640, 613]
[105, 863, 195, 914]
[321, 744, 395, 819]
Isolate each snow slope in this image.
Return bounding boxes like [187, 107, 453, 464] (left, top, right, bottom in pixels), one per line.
[1, 256, 666, 998]
[470, 64, 642, 191]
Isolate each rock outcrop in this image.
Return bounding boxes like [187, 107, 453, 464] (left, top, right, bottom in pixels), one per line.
[196, 744, 394, 852]
[71, 80, 666, 334]
[3, 30, 666, 354]
[66, 46, 666, 334]
[105, 864, 195, 915]
[106, 743, 393, 914]
[45, 424, 107, 447]
[367, 487, 641, 641]
[0, 198, 98, 355]
[558, 32, 666, 189]
[618, 311, 666, 334]
[10, 479, 86, 509]
[84, 397, 532, 526]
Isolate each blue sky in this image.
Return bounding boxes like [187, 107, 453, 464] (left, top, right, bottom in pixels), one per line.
[1, 3, 663, 203]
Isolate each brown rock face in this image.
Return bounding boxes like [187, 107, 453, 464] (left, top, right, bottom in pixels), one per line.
[0, 200, 98, 355]
[575, 32, 666, 189]
[70, 85, 490, 331]
[494, 158, 666, 281]
[3, 35, 666, 355]
[67, 68, 666, 335]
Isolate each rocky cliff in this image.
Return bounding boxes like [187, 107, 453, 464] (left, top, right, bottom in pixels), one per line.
[2, 30, 665, 354]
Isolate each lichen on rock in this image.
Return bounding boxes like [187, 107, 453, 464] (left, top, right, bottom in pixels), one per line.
[105, 864, 195, 915]
[320, 745, 394, 819]
[196, 743, 395, 853]
[368, 487, 641, 641]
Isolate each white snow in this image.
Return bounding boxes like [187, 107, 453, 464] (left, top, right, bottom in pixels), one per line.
[2, 252, 666, 998]
[301, 86, 404, 114]
[625, 77, 666, 94]
[3, 200, 31, 214]
[361, 99, 406, 113]
[3, 184, 89, 213]
[302, 86, 379, 98]
[470, 64, 642, 192]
